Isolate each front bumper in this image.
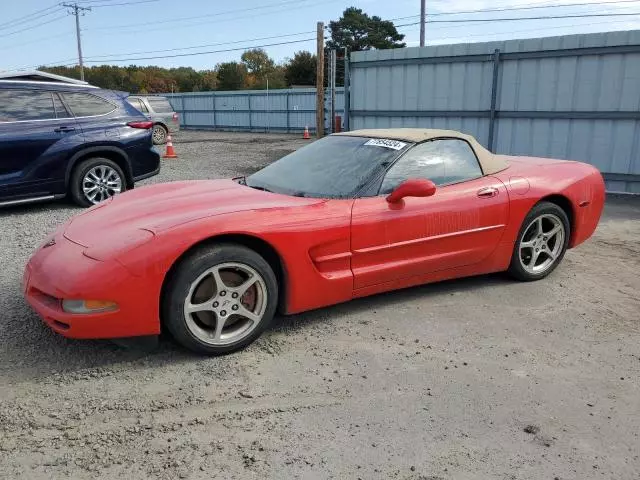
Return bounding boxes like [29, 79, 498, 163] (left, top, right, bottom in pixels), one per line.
[24, 235, 160, 339]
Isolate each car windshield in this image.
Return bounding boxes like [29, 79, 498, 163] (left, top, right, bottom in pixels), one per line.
[245, 135, 411, 198]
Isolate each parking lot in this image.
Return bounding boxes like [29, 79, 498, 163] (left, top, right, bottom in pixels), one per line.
[1, 130, 639, 479]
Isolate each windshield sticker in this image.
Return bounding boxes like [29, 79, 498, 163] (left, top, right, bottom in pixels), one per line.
[364, 139, 407, 150]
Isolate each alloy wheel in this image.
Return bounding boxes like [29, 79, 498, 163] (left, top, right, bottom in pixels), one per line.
[82, 165, 123, 204]
[183, 262, 268, 346]
[152, 125, 167, 144]
[518, 213, 565, 275]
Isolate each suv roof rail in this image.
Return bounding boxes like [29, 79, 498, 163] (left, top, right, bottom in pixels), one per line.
[0, 79, 98, 89]
[0, 70, 92, 86]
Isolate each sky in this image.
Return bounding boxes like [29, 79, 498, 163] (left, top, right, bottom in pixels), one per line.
[2, 0, 640, 72]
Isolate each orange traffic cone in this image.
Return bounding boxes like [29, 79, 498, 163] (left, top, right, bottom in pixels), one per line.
[163, 134, 178, 159]
[303, 126, 311, 140]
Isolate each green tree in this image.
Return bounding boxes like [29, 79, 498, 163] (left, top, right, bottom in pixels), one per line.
[265, 66, 287, 89]
[216, 62, 247, 90]
[241, 48, 278, 89]
[200, 70, 217, 91]
[327, 7, 406, 52]
[284, 51, 316, 86]
[170, 67, 202, 92]
[241, 48, 275, 76]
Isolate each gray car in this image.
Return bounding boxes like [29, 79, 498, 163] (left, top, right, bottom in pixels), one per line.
[126, 95, 180, 145]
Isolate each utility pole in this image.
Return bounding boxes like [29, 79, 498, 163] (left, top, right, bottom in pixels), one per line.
[266, 76, 270, 133]
[316, 21, 325, 138]
[343, 47, 350, 131]
[62, 3, 91, 81]
[420, 0, 426, 47]
[329, 49, 336, 135]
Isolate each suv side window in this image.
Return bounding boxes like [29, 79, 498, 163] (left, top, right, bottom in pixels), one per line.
[380, 139, 483, 194]
[128, 97, 149, 113]
[0, 90, 56, 122]
[63, 93, 116, 117]
[52, 93, 71, 118]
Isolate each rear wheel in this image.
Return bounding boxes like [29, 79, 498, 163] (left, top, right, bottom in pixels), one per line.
[508, 201, 570, 281]
[162, 244, 278, 355]
[152, 124, 168, 145]
[70, 157, 126, 207]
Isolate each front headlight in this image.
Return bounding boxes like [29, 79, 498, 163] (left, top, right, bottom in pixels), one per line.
[62, 299, 119, 314]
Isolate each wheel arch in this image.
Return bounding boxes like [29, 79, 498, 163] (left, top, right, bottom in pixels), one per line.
[538, 194, 575, 242]
[66, 146, 134, 190]
[160, 233, 289, 326]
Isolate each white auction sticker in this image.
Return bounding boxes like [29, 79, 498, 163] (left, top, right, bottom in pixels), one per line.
[364, 138, 407, 150]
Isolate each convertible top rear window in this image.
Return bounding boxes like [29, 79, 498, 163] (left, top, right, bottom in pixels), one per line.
[246, 136, 410, 198]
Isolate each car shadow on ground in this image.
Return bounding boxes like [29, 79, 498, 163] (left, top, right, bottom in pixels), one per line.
[0, 199, 80, 216]
[272, 272, 513, 334]
[1, 272, 512, 383]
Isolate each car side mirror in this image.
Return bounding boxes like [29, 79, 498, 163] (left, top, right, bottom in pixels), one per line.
[386, 179, 437, 203]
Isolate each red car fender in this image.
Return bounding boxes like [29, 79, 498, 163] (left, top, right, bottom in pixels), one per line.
[118, 200, 356, 318]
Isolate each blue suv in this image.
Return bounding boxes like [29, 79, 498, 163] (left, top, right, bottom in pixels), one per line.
[0, 75, 161, 207]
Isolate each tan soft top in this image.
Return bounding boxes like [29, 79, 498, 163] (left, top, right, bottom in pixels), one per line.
[334, 128, 507, 175]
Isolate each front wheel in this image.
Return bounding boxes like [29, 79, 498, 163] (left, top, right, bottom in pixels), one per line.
[508, 201, 570, 281]
[162, 244, 278, 355]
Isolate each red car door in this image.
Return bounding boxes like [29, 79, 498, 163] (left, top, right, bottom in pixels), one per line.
[350, 139, 509, 290]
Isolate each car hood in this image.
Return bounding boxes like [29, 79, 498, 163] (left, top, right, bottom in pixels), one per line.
[64, 179, 321, 248]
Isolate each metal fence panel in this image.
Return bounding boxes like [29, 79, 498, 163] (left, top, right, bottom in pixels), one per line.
[349, 30, 640, 193]
[164, 88, 343, 133]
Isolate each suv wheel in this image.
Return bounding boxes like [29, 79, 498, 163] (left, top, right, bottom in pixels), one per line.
[70, 158, 126, 207]
[152, 124, 168, 145]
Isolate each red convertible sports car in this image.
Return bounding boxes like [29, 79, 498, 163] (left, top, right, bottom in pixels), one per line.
[24, 128, 605, 354]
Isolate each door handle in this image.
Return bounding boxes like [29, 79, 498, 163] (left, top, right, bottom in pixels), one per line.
[477, 187, 499, 198]
[54, 126, 76, 133]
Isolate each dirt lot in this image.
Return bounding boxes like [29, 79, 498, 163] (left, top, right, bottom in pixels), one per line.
[1, 131, 639, 480]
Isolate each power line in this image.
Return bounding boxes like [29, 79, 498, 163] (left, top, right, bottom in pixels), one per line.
[388, 0, 640, 22]
[87, 0, 160, 7]
[88, 0, 316, 30]
[83, 37, 316, 63]
[0, 14, 67, 39]
[26, 30, 318, 69]
[395, 11, 640, 26]
[394, 9, 640, 33]
[0, 7, 62, 32]
[0, 3, 60, 30]
[424, 18, 640, 43]
[84, 30, 316, 59]
[0, 31, 73, 50]
[36, 57, 80, 68]
[88, 0, 340, 36]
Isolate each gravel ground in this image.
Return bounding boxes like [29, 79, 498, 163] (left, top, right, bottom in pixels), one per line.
[1, 131, 639, 480]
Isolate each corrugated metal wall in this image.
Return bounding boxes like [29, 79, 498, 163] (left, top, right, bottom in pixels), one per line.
[164, 88, 344, 133]
[349, 30, 640, 193]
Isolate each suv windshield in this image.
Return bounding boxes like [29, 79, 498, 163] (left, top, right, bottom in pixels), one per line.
[246, 135, 410, 198]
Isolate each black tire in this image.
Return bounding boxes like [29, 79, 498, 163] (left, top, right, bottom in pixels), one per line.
[70, 157, 127, 208]
[152, 124, 168, 145]
[508, 201, 571, 281]
[162, 244, 278, 355]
